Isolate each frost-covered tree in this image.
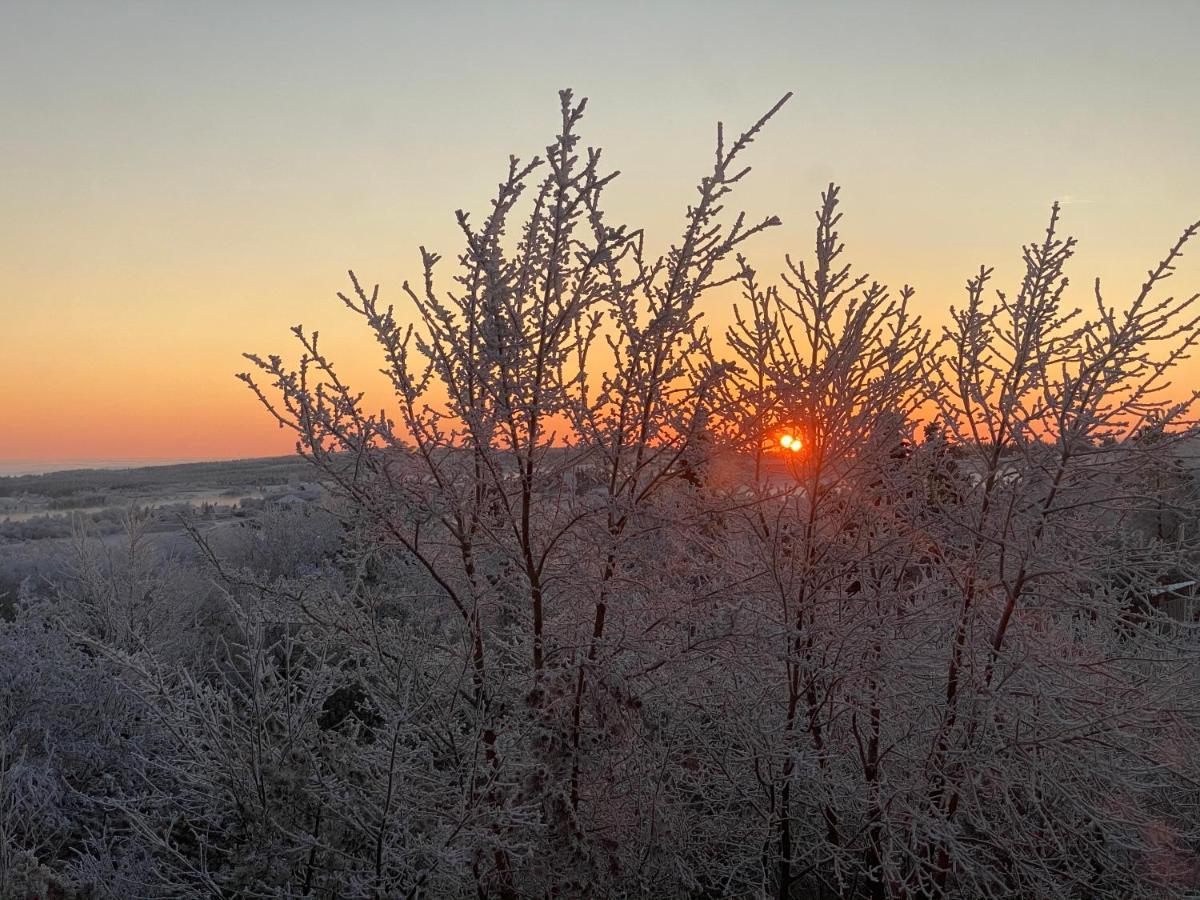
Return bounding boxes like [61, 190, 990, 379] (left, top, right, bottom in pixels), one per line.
[239, 88, 795, 895]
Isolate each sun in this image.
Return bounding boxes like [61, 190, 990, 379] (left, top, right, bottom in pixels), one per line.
[779, 433, 803, 453]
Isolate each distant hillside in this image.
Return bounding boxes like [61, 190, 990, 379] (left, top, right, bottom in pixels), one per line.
[0, 455, 311, 498]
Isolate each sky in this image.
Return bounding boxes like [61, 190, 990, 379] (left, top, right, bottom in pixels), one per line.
[2, 0, 1199, 465]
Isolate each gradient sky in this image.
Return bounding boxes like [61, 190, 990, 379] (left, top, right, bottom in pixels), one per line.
[3, 0, 1198, 464]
